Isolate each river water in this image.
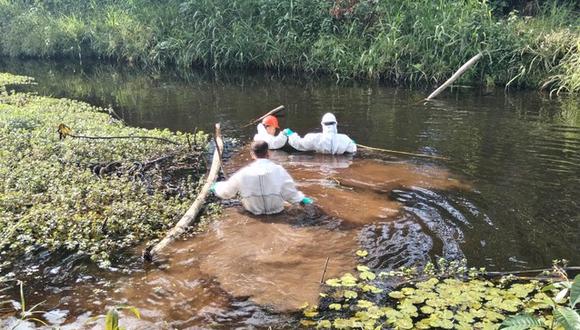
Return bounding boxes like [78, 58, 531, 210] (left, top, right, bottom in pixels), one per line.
[0, 58, 578, 328]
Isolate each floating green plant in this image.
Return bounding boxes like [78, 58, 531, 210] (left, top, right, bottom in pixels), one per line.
[0, 73, 209, 271]
[302, 258, 577, 329]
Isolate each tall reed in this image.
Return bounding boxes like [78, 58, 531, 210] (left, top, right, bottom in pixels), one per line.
[0, 0, 578, 92]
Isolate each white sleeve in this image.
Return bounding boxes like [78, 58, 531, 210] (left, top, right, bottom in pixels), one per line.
[214, 171, 242, 199]
[256, 123, 268, 135]
[268, 133, 288, 149]
[254, 124, 287, 149]
[278, 167, 304, 204]
[345, 138, 357, 153]
[288, 133, 317, 151]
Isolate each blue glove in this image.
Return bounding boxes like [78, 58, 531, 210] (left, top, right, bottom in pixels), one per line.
[301, 197, 313, 205]
[210, 183, 217, 193]
[282, 128, 295, 136]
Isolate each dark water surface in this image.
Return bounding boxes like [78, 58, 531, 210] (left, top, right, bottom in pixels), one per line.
[0, 58, 578, 328]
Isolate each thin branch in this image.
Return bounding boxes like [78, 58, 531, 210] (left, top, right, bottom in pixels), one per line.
[68, 133, 178, 145]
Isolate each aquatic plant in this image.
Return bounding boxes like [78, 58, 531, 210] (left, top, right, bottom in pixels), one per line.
[87, 305, 141, 330]
[0, 73, 209, 270]
[501, 264, 580, 330]
[302, 256, 578, 329]
[0, 73, 34, 90]
[0, 0, 578, 92]
[0, 281, 48, 329]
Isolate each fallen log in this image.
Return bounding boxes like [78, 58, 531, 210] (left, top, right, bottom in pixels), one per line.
[425, 53, 483, 101]
[143, 123, 224, 262]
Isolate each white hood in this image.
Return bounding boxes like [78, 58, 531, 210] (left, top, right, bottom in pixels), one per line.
[321, 113, 338, 134]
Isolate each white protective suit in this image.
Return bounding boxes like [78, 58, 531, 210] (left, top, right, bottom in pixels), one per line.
[288, 113, 357, 154]
[214, 158, 305, 215]
[254, 124, 288, 149]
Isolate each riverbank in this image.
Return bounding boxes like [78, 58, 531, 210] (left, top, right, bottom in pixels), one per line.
[0, 0, 578, 93]
[0, 72, 209, 273]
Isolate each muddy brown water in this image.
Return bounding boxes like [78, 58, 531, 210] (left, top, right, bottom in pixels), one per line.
[0, 59, 579, 328]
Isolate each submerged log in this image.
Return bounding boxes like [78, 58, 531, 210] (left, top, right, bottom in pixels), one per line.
[144, 123, 224, 262]
[425, 53, 483, 101]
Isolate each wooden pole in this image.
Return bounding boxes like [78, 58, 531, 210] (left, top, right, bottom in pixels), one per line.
[214, 136, 228, 179]
[320, 257, 330, 284]
[356, 143, 448, 160]
[143, 123, 224, 262]
[425, 53, 483, 101]
[242, 105, 285, 128]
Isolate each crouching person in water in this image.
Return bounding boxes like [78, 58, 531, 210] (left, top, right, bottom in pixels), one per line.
[254, 115, 287, 150]
[211, 140, 313, 215]
[284, 113, 356, 155]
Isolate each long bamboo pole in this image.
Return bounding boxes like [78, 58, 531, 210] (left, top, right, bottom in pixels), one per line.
[425, 53, 483, 101]
[143, 123, 224, 262]
[242, 105, 285, 128]
[356, 143, 448, 160]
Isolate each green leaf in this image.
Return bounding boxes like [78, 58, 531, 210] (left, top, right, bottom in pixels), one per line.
[304, 309, 319, 318]
[357, 300, 375, 309]
[344, 290, 358, 299]
[317, 319, 332, 328]
[360, 271, 376, 281]
[357, 265, 370, 272]
[105, 308, 119, 330]
[356, 250, 368, 257]
[325, 278, 341, 287]
[329, 303, 342, 311]
[570, 275, 580, 308]
[501, 314, 543, 330]
[388, 291, 404, 299]
[26, 318, 48, 327]
[420, 305, 435, 314]
[121, 306, 140, 319]
[300, 320, 317, 327]
[393, 317, 414, 329]
[554, 306, 580, 330]
[340, 273, 358, 287]
[361, 284, 383, 294]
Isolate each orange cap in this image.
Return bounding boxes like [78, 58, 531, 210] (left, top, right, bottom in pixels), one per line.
[262, 115, 279, 128]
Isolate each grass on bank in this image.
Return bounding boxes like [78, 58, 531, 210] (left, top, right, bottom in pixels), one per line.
[0, 72, 208, 271]
[0, 0, 578, 93]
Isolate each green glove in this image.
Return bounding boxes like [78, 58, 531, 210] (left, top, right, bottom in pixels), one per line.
[301, 197, 313, 205]
[210, 182, 217, 193]
[282, 128, 295, 136]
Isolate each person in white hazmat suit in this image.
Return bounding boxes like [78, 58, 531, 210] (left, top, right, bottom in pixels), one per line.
[253, 115, 287, 149]
[283, 113, 356, 154]
[211, 140, 313, 215]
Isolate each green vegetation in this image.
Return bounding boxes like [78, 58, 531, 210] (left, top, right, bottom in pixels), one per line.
[1, 281, 49, 328]
[0, 73, 208, 271]
[88, 305, 141, 330]
[302, 257, 579, 329]
[0, 0, 578, 92]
